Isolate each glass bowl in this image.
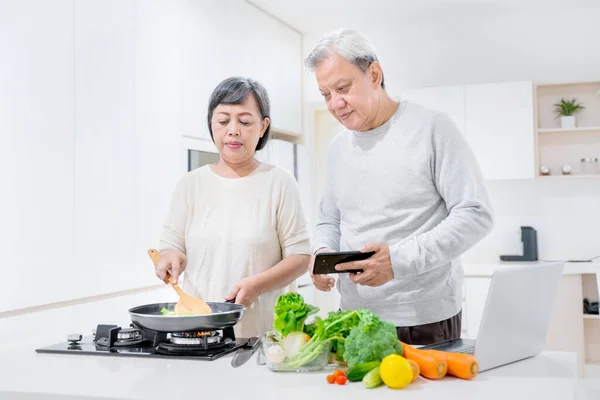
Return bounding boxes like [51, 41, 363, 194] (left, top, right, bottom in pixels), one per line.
[261, 331, 331, 372]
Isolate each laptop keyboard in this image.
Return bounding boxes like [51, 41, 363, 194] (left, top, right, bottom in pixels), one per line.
[455, 346, 474, 354]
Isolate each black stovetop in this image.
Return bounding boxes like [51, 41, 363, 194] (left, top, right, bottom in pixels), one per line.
[35, 323, 249, 361]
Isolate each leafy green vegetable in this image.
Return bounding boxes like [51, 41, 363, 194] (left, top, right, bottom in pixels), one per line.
[281, 309, 363, 369]
[343, 311, 403, 367]
[273, 293, 319, 337]
[273, 299, 403, 370]
[303, 321, 317, 337]
[160, 307, 175, 315]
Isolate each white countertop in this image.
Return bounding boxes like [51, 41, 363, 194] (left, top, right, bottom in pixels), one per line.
[0, 342, 580, 400]
[463, 261, 600, 277]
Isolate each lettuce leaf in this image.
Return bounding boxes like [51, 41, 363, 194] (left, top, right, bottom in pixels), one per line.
[273, 293, 319, 337]
[160, 307, 175, 315]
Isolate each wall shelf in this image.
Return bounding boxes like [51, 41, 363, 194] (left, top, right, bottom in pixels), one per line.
[535, 81, 600, 176]
[538, 126, 600, 134]
[537, 174, 600, 180]
[582, 273, 600, 377]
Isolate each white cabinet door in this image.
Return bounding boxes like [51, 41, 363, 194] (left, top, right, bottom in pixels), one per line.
[0, 0, 75, 311]
[400, 86, 465, 135]
[74, 0, 140, 299]
[464, 81, 535, 180]
[464, 277, 492, 338]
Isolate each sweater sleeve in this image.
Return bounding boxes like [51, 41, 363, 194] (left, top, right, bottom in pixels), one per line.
[158, 176, 188, 254]
[276, 171, 311, 258]
[389, 112, 494, 278]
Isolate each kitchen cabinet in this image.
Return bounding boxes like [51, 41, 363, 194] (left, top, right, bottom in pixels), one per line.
[180, 1, 302, 140]
[400, 85, 465, 135]
[464, 81, 536, 180]
[401, 81, 536, 180]
[74, 0, 153, 301]
[0, 0, 75, 311]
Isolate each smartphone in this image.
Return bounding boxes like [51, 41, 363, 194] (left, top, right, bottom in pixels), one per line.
[313, 251, 375, 275]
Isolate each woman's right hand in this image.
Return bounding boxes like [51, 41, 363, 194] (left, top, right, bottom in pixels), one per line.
[155, 249, 187, 284]
[310, 248, 336, 292]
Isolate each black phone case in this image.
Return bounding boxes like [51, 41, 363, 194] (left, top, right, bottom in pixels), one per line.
[313, 251, 375, 275]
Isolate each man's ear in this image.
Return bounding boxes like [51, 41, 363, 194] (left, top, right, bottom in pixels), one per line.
[260, 117, 270, 137]
[369, 61, 383, 88]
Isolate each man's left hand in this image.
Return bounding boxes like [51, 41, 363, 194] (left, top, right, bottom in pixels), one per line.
[335, 243, 394, 286]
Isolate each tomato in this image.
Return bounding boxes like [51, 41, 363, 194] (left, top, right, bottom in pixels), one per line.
[333, 369, 346, 379]
[335, 374, 347, 385]
[326, 374, 336, 384]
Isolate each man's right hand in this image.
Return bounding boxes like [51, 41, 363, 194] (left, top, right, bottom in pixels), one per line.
[310, 248, 336, 292]
[155, 249, 187, 284]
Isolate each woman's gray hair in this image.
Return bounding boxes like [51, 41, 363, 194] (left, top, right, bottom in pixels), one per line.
[304, 29, 385, 89]
[207, 77, 271, 151]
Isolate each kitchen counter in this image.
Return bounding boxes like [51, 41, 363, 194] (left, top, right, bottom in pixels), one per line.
[0, 343, 580, 400]
[463, 261, 600, 277]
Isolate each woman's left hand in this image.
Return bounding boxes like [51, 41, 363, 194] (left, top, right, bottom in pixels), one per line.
[225, 276, 263, 307]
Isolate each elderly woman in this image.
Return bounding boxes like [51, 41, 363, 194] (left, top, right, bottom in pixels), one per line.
[155, 77, 311, 338]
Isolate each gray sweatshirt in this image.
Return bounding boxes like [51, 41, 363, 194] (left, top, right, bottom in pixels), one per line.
[311, 101, 494, 327]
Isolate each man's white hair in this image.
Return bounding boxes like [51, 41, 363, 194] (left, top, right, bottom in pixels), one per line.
[304, 29, 385, 88]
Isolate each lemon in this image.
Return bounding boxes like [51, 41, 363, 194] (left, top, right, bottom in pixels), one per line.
[379, 354, 413, 389]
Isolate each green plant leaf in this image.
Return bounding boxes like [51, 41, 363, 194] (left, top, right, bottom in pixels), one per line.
[553, 97, 585, 118]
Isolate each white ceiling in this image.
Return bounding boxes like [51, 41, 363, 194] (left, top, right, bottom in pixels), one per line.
[246, 0, 600, 34]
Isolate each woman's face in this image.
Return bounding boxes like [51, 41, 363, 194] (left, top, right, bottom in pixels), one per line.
[211, 94, 269, 165]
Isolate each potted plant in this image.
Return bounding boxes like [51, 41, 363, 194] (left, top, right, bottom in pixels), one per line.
[553, 97, 585, 129]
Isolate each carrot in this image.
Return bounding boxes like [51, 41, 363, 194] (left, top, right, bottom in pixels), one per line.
[407, 359, 420, 382]
[427, 350, 479, 380]
[402, 343, 447, 380]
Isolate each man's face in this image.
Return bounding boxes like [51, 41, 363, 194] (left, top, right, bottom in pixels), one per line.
[315, 53, 379, 131]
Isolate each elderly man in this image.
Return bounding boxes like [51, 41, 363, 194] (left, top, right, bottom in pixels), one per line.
[306, 29, 494, 345]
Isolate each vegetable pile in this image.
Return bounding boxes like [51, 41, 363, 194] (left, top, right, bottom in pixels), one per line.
[338, 344, 479, 390]
[267, 293, 405, 370]
[266, 293, 480, 390]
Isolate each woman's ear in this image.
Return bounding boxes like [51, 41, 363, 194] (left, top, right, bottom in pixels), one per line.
[260, 117, 270, 137]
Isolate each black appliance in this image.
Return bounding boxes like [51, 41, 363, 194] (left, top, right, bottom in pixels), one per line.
[500, 226, 539, 262]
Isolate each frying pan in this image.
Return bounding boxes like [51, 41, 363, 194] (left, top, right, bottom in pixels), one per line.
[128, 300, 246, 332]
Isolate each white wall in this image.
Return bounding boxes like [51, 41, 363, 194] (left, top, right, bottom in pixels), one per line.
[303, 6, 600, 102]
[0, 0, 303, 312]
[301, 6, 600, 264]
[462, 179, 600, 264]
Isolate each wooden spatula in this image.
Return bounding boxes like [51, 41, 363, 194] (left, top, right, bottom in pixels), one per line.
[147, 249, 212, 315]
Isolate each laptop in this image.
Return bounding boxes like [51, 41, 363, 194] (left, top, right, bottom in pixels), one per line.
[419, 261, 564, 372]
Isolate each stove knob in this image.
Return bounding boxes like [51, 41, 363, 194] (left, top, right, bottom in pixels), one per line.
[67, 333, 83, 343]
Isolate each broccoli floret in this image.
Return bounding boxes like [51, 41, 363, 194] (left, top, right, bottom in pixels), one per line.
[343, 317, 402, 368]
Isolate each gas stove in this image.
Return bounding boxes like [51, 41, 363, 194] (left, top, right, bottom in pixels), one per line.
[35, 323, 249, 361]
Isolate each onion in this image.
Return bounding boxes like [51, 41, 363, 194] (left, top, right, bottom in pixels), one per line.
[267, 344, 286, 364]
[283, 331, 310, 358]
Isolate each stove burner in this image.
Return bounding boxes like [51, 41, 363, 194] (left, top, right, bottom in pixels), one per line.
[155, 327, 237, 355]
[117, 327, 142, 341]
[156, 338, 234, 355]
[94, 325, 154, 348]
[170, 331, 221, 346]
